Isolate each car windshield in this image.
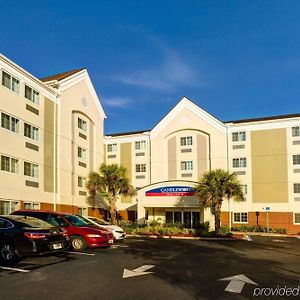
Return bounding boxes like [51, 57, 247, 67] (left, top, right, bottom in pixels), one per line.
[89, 217, 109, 225]
[10, 216, 53, 228]
[64, 215, 93, 226]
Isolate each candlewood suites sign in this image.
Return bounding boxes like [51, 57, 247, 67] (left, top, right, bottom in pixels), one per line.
[145, 186, 196, 197]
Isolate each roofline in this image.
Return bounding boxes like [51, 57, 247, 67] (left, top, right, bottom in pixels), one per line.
[40, 68, 86, 83]
[0, 53, 58, 96]
[105, 129, 151, 137]
[224, 112, 300, 124]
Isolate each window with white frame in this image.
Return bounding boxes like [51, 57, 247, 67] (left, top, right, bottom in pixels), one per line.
[292, 126, 300, 137]
[1, 155, 19, 173]
[135, 140, 146, 150]
[2, 71, 20, 93]
[233, 212, 248, 223]
[136, 164, 146, 172]
[1, 112, 19, 133]
[180, 136, 193, 146]
[241, 184, 248, 195]
[24, 202, 40, 210]
[78, 147, 87, 161]
[107, 143, 117, 152]
[25, 85, 39, 105]
[294, 183, 300, 194]
[78, 176, 86, 188]
[232, 158, 247, 168]
[294, 213, 300, 224]
[24, 162, 39, 178]
[78, 207, 88, 217]
[181, 160, 193, 171]
[232, 131, 246, 142]
[293, 155, 300, 165]
[78, 117, 87, 132]
[0, 200, 20, 214]
[24, 123, 39, 141]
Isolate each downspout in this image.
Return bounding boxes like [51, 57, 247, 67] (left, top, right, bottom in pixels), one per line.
[225, 123, 231, 229]
[53, 92, 58, 211]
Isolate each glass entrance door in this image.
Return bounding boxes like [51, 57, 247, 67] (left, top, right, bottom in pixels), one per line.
[184, 212, 192, 228]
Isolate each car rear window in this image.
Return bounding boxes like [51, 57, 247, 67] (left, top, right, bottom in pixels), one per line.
[64, 215, 91, 226]
[10, 216, 53, 228]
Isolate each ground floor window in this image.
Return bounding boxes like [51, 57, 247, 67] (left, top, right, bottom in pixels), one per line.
[294, 213, 300, 224]
[24, 202, 40, 210]
[0, 200, 20, 214]
[233, 212, 248, 223]
[78, 207, 88, 217]
[165, 211, 200, 228]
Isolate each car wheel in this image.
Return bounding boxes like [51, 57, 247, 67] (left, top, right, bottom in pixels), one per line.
[70, 236, 87, 251]
[0, 242, 20, 266]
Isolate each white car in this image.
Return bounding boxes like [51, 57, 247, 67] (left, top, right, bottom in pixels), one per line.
[83, 216, 126, 240]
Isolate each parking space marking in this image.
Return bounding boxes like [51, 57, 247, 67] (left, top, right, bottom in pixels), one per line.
[0, 266, 30, 273]
[65, 251, 95, 256]
[110, 245, 129, 249]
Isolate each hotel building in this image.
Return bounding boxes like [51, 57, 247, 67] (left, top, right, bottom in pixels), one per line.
[105, 98, 300, 234]
[0, 54, 106, 218]
[0, 54, 300, 233]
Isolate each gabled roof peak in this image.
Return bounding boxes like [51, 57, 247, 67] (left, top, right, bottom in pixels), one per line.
[40, 68, 85, 83]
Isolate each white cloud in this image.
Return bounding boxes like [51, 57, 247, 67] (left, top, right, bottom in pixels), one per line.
[113, 46, 202, 92]
[102, 97, 132, 108]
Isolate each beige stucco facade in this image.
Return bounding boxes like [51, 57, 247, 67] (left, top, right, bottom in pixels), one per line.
[0, 54, 105, 217]
[105, 98, 300, 233]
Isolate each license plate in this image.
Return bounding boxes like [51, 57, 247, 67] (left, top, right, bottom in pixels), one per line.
[108, 239, 114, 244]
[53, 243, 63, 249]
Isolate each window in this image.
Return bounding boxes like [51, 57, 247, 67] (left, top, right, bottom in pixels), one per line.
[24, 202, 40, 210]
[78, 147, 87, 161]
[78, 118, 87, 132]
[292, 126, 300, 137]
[181, 160, 193, 171]
[294, 184, 300, 193]
[78, 176, 86, 188]
[233, 212, 248, 223]
[136, 164, 146, 172]
[293, 155, 300, 165]
[232, 131, 246, 142]
[25, 85, 39, 105]
[24, 123, 39, 141]
[294, 213, 300, 224]
[24, 162, 39, 178]
[107, 143, 117, 152]
[1, 113, 19, 133]
[0, 200, 19, 215]
[2, 71, 20, 93]
[241, 185, 248, 195]
[1, 155, 19, 173]
[180, 136, 193, 146]
[233, 158, 247, 168]
[78, 207, 88, 217]
[135, 141, 146, 150]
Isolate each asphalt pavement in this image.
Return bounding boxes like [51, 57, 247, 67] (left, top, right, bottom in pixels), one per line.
[0, 236, 299, 300]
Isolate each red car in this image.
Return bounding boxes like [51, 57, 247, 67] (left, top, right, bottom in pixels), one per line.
[11, 210, 114, 251]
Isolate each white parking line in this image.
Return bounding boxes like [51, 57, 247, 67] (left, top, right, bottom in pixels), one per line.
[65, 251, 95, 256]
[0, 266, 30, 273]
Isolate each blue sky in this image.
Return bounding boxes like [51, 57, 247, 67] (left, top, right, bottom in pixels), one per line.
[1, 0, 300, 134]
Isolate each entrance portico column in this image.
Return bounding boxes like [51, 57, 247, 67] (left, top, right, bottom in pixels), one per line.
[137, 198, 146, 224]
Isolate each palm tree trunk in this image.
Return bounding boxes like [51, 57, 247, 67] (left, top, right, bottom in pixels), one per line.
[214, 202, 221, 235]
[109, 198, 117, 225]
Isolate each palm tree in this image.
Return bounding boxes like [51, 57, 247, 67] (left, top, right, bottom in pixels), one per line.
[195, 169, 244, 235]
[86, 164, 135, 224]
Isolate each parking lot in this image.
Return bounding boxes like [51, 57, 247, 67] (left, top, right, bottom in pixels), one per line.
[1, 236, 300, 300]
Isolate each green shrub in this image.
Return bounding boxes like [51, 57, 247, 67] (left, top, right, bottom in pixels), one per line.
[232, 225, 287, 234]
